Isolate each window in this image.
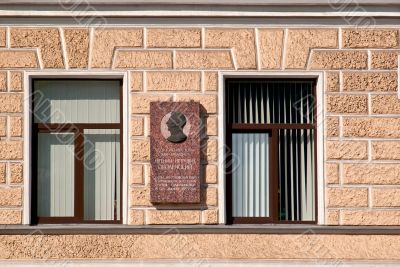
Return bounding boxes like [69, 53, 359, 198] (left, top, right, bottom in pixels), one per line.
[225, 78, 317, 224]
[31, 79, 122, 224]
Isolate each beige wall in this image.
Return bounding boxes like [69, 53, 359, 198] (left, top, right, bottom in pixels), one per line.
[0, 27, 399, 226]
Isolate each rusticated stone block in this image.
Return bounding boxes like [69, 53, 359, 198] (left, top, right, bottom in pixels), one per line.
[10, 116, 22, 137]
[10, 163, 23, 184]
[0, 51, 39, 68]
[327, 188, 368, 207]
[0, 163, 5, 184]
[310, 51, 368, 70]
[371, 51, 398, 69]
[131, 139, 150, 161]
[175, 51, 234, 70]
[130, 72, 143, 91]
[326, 117, 339, 137]
[147, 210, 200, 224]
[326, 210, 340, 225]
[373, 189, 400, 207]
[344, 164, 400, 185]
[130, 187, 151, 206]
[0, 117, 6, 137]
[147, 71, 201, 91]
[343, 72, 397, 91]
[0, 28, 5, 47]
[131, 95, 172, 114]
[342, 29, 399, 48]
[205, 164, 218, 184]
[0, 72, 6, 91]
[0, 210, 22, 224]
[204, 187, 218, 206]
[371, 95, 400, 114]
[0, 141, 23, 160]
[206, 29, 256, 69]
[204, 72, 218, 91]
[130, 164, 144, 185]
[129, 209, 144, 225]
[343, 118, 400, 138]
[326, 72, 340, 92]
[64, 28, 89, 69]
[326, 163, 339, 184]
[372, 141, 400, 160]
[0, 94, 22, 113]
[202, 209, 218, 224]
[202, 139, 218, 162]
[259, 29, 284, 69]
[147, 28, 201, 48]
[114, 51, 172, 69]
[11, 28, 64, 68]
[0, 188, 22, 206]
[286, 29, 338, 69]
[342, 210, 400, 225]
[175, 94, 217, 114]
[10, 72, 23, 92]
[91, 28, 143, 68]
[206, 116, 218, 136]
[326, 95, 367, 114]
[326, 141, 367, 160]
[131, 117, 144, 136]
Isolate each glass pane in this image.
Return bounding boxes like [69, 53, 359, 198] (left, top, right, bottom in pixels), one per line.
[83, 129, 120, 221]
[33, 80, 120, 123]
[278, 129, 315, 221]
[232, 133, 269, 217]
[37, 133, 75, 217]
[226, 80, 314, 124]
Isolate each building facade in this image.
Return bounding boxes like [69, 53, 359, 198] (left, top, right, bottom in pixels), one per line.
[1, 0, 400, 263]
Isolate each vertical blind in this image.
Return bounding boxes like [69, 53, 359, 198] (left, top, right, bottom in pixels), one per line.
[37, 133, 75, 217]
[35, 80, 121, 221]
[232, 133, 269, 217]
[33, 80, 120, 123]
[227, 80, 315, 221]
[227, 81, 314, 124]
[84, 129, 120, 221]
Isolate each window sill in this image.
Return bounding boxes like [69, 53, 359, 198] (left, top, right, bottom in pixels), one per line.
[1, 224, 400, 235]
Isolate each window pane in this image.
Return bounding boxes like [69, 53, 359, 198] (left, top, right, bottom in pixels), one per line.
[278, 129, 315, 221]
[83, 129, 120, 221]
[33, 80, 120, 123]
[232, 133, 269, 217]
[226, 80, 314, 124]
[37, 133, 75, 217]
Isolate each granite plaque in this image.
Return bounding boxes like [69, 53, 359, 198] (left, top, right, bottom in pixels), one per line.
[150, 101, 201, 203]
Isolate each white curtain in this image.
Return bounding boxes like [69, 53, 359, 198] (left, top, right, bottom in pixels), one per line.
[232, 133, 269, 217]
[227, 80, 315, 221]
[33, 80, 120, 123]
[84, 129, 120, 221]
[37, 133, 75, 217]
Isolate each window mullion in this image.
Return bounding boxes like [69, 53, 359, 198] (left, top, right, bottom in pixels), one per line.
[74, 128, 84, 222]
[270, 128, 279, 223]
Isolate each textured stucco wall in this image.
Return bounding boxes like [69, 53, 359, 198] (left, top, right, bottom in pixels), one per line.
[1, 233, 400, 261]
[0, 26, 399, 227]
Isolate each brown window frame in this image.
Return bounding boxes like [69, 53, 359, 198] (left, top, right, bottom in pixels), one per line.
[225, 78, 318, 225]
[31, 78, 123, 225]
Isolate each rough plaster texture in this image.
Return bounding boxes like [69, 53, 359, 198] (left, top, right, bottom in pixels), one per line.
[205, 29, 257, 69]
[1, 26, 400, 230]
[286, 29, 338, 69]
[3, 234, 400, 260]
[10, 28, 64, 68]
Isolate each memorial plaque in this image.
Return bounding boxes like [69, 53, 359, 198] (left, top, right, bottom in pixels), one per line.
[150, 101, 201, 203]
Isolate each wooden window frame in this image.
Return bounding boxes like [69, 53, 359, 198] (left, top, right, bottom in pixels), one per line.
[225, 78, 318, 225]
[31, 78, 123, 225]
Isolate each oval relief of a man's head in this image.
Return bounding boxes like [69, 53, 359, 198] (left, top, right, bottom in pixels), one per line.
[161, 111, 190, 143]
